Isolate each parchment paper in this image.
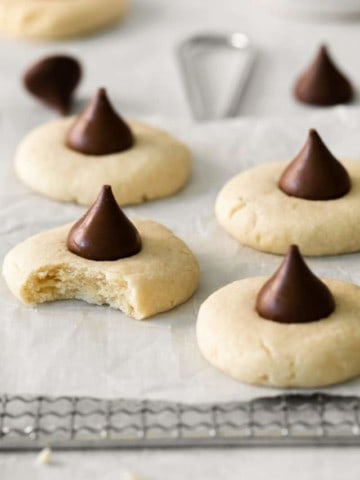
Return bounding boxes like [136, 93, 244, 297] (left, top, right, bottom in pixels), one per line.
[2, 104, 360, 403]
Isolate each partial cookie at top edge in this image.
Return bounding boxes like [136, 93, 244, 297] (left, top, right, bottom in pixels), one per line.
[0, 0, 130, 40]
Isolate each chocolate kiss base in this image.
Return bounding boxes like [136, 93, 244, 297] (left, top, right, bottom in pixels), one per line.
[24, 55, 82, 115]
[66, 88, 134, 156]
[67, 185, 141, 261]
[279, 129, 351, 201]
[294, 45, 353, 106]
[256, 245, 335, 323]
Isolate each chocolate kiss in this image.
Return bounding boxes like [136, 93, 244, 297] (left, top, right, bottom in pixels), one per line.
[66, 88, 134, 156]
[256, 245, 335, 324]
[294, 45, 353, 106]
[279, 129, 351, 200]
[67, 185, 141, 261]
[23, 55, 82, 115]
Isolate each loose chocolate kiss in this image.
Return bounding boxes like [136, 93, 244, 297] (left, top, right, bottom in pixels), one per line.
[66, 88, 134, 156]
[256, 245, 335, 324]
[294, 45, 353, 106]
[23, 55, 82, 115]
[279, 129, 351, 201]
[67, 185, 142, 261]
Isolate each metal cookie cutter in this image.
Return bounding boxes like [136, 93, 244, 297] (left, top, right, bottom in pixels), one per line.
[177, 32, 255, 121]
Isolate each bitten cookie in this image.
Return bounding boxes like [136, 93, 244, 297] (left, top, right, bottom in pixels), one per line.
[197, 246, 360, 388]
[3, 186, 199, 320]
[15, 89, 191, 206]
[0, 0, 130, 40]
[216, 129, 360, 255]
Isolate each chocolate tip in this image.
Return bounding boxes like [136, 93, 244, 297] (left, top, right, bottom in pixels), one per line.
[100, 184, 116, 202]
[67, 184, 142, 261]
[279, 128, 350, 200]
[318, 45, 333, 64]
[316, 45, 330, 61]
[288, 244, 299, 255]
[308, 128, 321, 142]
[256, 242, 335, 324]
[98, 87, 107, 97]
[66, 87, 134, 156]
[319, 44, 328, 54]
[286, 244, 304, 264]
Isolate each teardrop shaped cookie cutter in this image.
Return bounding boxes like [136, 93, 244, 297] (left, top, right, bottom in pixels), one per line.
[177, 32, 256, 121]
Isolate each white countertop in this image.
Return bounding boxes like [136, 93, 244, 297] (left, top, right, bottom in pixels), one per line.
[2, 447, 360, 480]
[1, 0, 359, 119]
[2, 0, 360, 478]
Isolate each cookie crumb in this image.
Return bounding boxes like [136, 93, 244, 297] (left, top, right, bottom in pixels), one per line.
[35, 447, 52, 465]
[121, 472, 145, 480]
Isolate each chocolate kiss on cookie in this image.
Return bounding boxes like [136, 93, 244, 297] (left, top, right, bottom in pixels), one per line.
[66, 88, 134, 155]
[256, 245, 335, 324]
[279, 129, 351, 200]
[24, 55, 82, 115]
[67, 185, 141, 261]
[294, 45, 353, 106]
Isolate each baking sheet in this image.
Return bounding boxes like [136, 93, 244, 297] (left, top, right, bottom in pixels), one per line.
[2, 104, 360, 403]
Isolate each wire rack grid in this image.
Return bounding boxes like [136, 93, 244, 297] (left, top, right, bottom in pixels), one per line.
[1, 393, 360, 449]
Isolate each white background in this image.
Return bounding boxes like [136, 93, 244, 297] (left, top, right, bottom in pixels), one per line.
[2, 0, 360, 477]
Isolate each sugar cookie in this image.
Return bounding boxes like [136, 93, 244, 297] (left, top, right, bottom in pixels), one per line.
[3, 186, 199, 320]
[197, 246, 360, 387]
[216, 130, 360, 255]
[15, 89, 191, 206]
[0, 0, 130, 40]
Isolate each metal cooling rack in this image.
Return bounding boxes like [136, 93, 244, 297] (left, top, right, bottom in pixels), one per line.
[1, 393, 360, 449]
